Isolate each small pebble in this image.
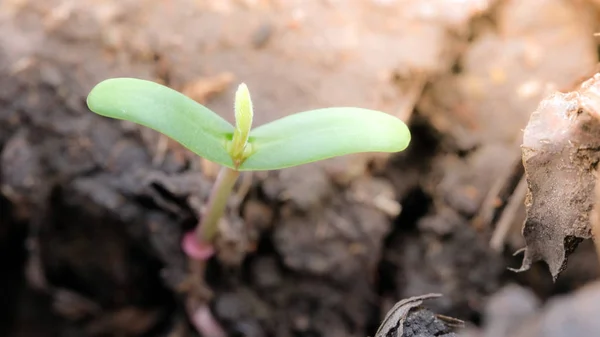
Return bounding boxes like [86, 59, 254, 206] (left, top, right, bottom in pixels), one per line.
[252, 22, 273, 49]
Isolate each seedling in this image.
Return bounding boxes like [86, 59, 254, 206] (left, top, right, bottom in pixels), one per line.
[86, 78, 411, 259]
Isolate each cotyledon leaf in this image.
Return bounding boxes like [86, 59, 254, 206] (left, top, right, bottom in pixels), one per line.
[86, 78, 236, 168]
[238, 107, 411, 171]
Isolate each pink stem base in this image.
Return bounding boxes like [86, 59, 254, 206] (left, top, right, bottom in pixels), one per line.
[182, 230, 215, 260]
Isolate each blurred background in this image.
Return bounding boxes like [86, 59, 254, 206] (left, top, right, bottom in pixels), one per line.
[1, 0, 600, 336]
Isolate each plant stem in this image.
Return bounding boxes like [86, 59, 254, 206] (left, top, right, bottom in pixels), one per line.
[196, 166, 240, 244]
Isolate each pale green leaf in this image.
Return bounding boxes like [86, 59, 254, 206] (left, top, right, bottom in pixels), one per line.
[238, 107, 411, 171]
[229, 82, 254, 163]
[234, 82, 253, 140]
[86, 78, 236, 168]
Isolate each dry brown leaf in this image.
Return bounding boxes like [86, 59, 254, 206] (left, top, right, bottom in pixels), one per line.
[516, 73, 600, 279]
[375, 293, 442, 337]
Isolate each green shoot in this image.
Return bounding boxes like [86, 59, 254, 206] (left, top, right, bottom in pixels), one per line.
[229, 83, 254, 168]
[86, 77, 411, 258]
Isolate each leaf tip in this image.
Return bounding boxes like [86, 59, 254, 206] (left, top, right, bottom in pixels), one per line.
[86, 78, 121, 118]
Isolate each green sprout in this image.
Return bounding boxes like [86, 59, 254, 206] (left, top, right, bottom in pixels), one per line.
[86, 78, 411, 258]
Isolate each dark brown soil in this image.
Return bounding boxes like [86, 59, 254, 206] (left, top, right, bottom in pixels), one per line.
[2, 1, 600, 337]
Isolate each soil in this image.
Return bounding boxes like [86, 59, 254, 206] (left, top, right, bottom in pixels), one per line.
[2, 0, 600, 337]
